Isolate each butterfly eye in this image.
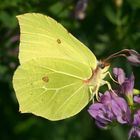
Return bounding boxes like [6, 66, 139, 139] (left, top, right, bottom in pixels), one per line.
[98, 63, 105, 69]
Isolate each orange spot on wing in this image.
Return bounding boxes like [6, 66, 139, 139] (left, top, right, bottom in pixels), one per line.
[42, 76, 49, 83]
[57, 39, 61, 44]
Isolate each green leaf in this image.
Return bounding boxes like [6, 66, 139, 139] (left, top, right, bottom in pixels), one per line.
[127, 0, 140, 9]
[0, 11, 17, 29]
[104, 5, 120, 26]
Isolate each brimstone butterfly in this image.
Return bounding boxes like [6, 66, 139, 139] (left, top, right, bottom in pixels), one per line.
[13, 13, 110, 121]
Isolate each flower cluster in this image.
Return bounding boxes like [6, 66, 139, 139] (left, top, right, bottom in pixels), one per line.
[88, 67, 140, 139]
[88, 90, 131, 128]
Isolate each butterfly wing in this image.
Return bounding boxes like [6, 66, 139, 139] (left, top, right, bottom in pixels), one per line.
[17, 13, 97, 68]
[13, 58, 92, 120]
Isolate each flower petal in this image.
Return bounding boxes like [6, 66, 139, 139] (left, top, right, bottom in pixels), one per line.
[113, 68, 125, 84]
[134, 96, 140, 104]
[128, 126, 140, 139]
[126, 49, 140, 66]
[121, 74, 134, 96]
[95, 120, 108, 129]
[88, 103, 104, 118]
[133, 109, 140, 126]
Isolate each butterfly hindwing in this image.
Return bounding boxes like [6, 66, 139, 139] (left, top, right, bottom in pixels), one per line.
[13, 58, 92, 120]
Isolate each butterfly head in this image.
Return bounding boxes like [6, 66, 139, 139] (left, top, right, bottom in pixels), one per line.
[97, 60, 110, 73]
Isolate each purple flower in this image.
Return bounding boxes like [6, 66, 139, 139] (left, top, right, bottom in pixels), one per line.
[113, 68, 134, 105]
[88, 91, 131, 128]
[121, 74, 134, 96]
[128, 126, 140, 139]
[133, 109, 140, 126]
[88, 65, 140, 139]
[128, 104, 140, 139]
[113, 68, 125, 84]
[88, 102, 114, 129]
[134, 96, 140, 104]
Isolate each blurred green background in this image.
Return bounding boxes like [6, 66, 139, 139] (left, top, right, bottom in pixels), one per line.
[1, 0, 140, 140]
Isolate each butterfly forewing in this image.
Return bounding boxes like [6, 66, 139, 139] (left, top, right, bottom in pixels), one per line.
[17, 13, 97, 68]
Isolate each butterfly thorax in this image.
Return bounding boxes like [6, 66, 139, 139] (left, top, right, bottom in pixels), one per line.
[84, 61, 110, 97]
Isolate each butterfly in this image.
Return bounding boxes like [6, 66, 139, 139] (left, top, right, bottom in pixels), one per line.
[13, 13, 110, 121]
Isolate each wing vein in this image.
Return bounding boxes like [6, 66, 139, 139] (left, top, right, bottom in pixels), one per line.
[54, 84, 84, 116]
[43, 81, 81, 91]
[38, 65, 85, 80]
[21, 32, 55, 40]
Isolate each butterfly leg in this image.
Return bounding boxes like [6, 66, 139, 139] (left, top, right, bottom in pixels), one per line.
[103, 80, 112, 90]
[95, 85, 100, 101]
[89, 86, 93, 98]
[89, 86, 95, 102]
[103, 71, 118, 84]
[89, 85, 100, 102]
[103, 80, 117, 95]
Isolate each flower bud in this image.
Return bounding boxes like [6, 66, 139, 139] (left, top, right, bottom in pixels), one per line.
[126, 49, 140, 66]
